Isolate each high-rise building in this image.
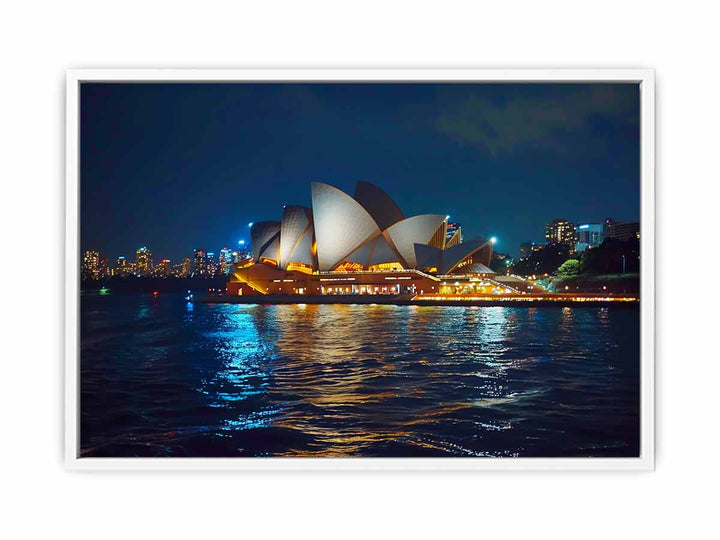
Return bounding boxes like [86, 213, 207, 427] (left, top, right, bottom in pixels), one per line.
[181, 257, 191, 277]
[575, 223, 604, 252]
[177, 257, 192, 277]
[603, 218, 617, 239]
[135, 247, 153, 276]
[193, 249, 207, 277]
[207, 252, 216, 277]
[155, 259, 171, 277]
[545, 219, 576, 252]
[219, 248, 233, 275]
[82, 250, 100, 280]
[607, 221, 640, 241]
[115, 256, 130, 276]
[235, 240, 252, 262]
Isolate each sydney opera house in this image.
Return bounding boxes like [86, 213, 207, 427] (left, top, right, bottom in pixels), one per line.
[227, 181, 497, 296]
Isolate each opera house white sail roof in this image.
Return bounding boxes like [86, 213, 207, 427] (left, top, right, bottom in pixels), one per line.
[250, 221, 280, 262]
[279, 205, 314, 270]
[250, 181, 493, 275]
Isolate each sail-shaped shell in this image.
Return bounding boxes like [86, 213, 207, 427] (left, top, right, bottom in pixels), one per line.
[311, 182, 381, 271]
[384, 214, 447, 268]
[440, 239, 493, 274]
[353, 181, 405, 230]
[346, 234, 401, 267]
[250, 221, 281, 262]
[279, 205, 313, 269]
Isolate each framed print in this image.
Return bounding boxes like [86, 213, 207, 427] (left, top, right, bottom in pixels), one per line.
[66, 68, 654, 470]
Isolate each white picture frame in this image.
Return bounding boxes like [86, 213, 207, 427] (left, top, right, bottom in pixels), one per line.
[65, 68, 655, 471]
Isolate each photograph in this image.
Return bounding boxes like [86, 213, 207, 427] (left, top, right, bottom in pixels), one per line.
[70, 71, 651, 466]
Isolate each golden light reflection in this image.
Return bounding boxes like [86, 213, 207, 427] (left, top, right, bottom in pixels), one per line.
[265, 304, 418, 455]
[245, 304, 544, 457]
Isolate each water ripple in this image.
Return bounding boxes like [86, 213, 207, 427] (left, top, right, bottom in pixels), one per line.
[80, 295, 639, 457]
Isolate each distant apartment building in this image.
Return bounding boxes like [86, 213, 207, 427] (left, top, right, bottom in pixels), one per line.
[155, 259, 171, 277]
[115, 256, 130, 276]
[207, 252, 217, 277]
[219, 247, 234, 275]
[170, 262, 184, 277]
[234, 240, 251, 262]
[181, 257, 192, 277]
[135, 246, 153, 276]
[193, 249, 208, 276]
[82, 250, 100, 280]
[575, 223, 604, 252]
[545, 219, 576, 252]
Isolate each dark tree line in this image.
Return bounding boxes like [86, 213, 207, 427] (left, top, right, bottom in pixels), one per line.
[511, 237, 639, 277]
[578, 237, 639, 275]
[511, 245, 571, 276]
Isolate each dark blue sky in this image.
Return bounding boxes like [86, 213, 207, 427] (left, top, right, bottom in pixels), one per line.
[80, 82, 639, 261]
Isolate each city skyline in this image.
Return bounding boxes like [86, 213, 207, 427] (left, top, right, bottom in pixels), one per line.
[80, 212, 639, 281]
[81, 244, 250, 280]
[80, 83, 640, 261]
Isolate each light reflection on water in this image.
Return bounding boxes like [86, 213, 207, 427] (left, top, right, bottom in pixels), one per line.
[80, 294, 639, 457]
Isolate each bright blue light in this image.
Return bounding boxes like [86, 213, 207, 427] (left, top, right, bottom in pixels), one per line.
[490, 237, 497, 244]
[248, 222, 254, 228]
[238, 240, 245, 245]
[578, 224, 589, 229]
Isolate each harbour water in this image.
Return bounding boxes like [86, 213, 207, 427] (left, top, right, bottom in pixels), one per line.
[80, 293, 640, 457]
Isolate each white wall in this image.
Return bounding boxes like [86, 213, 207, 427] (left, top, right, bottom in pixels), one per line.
[1, 1, 715, 538]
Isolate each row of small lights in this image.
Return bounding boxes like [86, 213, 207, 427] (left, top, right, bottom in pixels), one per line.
[416, 295, 638, 302]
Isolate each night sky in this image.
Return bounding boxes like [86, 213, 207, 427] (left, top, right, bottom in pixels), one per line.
[80, 82, 639, 261]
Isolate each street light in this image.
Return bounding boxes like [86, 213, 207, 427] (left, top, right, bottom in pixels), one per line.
[490, 237, 497, 244]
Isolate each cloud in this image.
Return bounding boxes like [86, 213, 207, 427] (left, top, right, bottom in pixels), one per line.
[435, 85, 638, 156]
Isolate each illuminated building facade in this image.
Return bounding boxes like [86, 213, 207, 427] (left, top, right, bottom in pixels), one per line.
[207, 252, 217, 277]
[575, 223, 604, 252]
[219, 248, 233, 274]
[545, 219, 576, 252]
[82, 250, 101, 280]
[193, 249, 208, 276]
[181, 257, 191, 277]
[235, 239, 251, 262]
[135, 247, 153, 276]
[114, 256, 130, 276]
[228, 181, 494, 296]
[154, 259, 171, 277]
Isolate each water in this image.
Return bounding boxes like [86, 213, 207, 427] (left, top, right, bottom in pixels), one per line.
[80, 293, 640, 458]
